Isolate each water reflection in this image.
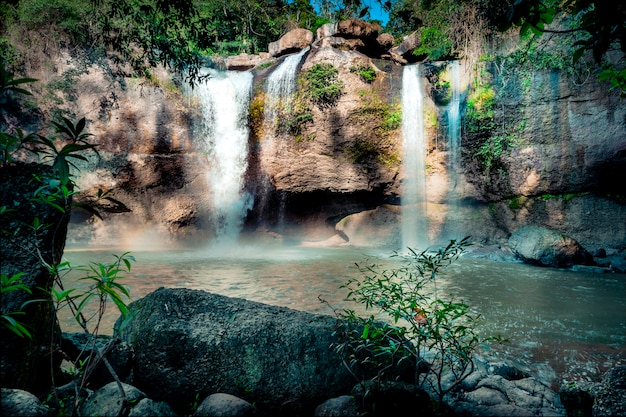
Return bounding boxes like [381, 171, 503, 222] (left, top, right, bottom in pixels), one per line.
[60, 245, 625, 389]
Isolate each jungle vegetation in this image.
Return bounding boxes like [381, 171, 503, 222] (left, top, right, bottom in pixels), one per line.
[0, 0, 623, 89]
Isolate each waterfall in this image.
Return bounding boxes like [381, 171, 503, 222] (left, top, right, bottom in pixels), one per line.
[265, 47, 309, 124]
[257, 47, 309, 229]
[191, 69, 254, 244]
[447, 61, 461, 175]
[401, 64, 428, 250]
[445, 61, 465, 240]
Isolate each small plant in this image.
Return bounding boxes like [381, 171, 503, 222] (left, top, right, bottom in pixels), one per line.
[382, 108, 402, 131]
[1, 272, 45, 339]
[350, 64, 377, 83]
[301, 63, 343, 107]
[330, 238, 497, 410]
[38, 116, 100, 186]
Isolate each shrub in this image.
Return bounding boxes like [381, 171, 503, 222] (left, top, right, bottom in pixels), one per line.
[330, 238, 498, 410]
[350, 64, 377, 83]
[301, 63, 343, 107]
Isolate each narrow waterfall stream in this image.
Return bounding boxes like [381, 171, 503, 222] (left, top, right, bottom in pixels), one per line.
[264, 46, 309, 123]
[256, 48, 309, 228]
[189, 69, 254, 244]
[445, 61, 464, 239]
[447, 61, 462, 176]
[401, 64, 428, 250]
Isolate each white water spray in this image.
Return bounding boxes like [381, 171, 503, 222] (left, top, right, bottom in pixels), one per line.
[191, 69, 254, 244]
[257, 48, 309, 227]
[447, 61, 462, 176]
[265, 47, 309, 124]
[444, 61, 466, 240]
[401, 64, 428, 250]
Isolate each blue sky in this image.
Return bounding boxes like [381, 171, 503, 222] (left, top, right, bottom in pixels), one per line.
[364, 0, 390, 25]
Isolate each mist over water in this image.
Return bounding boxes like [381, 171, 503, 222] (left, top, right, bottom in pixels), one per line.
[190, 69, 254, 245]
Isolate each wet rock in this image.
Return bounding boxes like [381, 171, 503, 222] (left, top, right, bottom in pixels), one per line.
[129, 398, 178, 417]
[508, 225, 593, 267]
[1, 163, 69, 392]
[79, 382, 147, 417]
[116, 288, 360, 416]
[450, 375, 565, 416]
[0, 388, 49, 417]
[269, 28, 314, 58]
[61, 332, 133, 389]
[192, 393, 255, 417]
[559, 380, 599, 417]
[314, 395, 359, 417]
[593, 365, 626, 417]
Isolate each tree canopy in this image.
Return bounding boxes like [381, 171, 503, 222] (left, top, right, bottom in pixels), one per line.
[1, 0, 623, 90]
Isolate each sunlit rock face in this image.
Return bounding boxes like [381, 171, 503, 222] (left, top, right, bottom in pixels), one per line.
[17, 27, 623, 253]
[51, 59, 213, 248]
[463, 68, 626, 253]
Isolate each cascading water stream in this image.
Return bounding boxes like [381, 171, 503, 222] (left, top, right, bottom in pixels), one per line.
[257, 47, 309, 228]
[445, 61, 464, 238]
[189, 69, 254, 245]
[447, 61, 461, 175]
[265, 47, 309, 124]
[401, 64, 428, 251]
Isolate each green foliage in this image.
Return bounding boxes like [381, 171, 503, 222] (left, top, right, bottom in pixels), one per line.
[350, 64, 377, 83]
[38, 117, 99, 186]
[1, 272, 44, 339]
[249, 94, 265, 140]
[599, 65, 626, 98]
[413, 27, 453, 60]
[508, 196, 529, 210]
[382, 108, 402, 131]
[464, 85, 495, 135]
[50, 252, 135, 335]
[332, 238, 496, 407]
[346, 139, 388, 165]
[278, 107, 314, 137]
[0, 129, 39, 166]
[474, 135, 506, 169]
[347, 93, 400, 166]
[301, 63, 344, 107]
[539, 192, 587, 202]
[0, 63, 37, 97]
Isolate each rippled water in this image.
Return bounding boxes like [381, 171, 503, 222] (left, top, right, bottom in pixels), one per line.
[59, 244, 626, 389]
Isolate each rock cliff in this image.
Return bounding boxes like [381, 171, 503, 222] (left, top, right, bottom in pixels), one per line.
[5, 22, 624, 254]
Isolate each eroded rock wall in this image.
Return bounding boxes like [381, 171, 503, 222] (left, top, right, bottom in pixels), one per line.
[7, 28, 624, 253]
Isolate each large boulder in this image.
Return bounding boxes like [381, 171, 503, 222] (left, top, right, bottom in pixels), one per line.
[389, 32, 422, 63]
[508, 225, 593, 267]
[116, 288, 358, 416]
[0, 388, 49, 416]
[269, 28, 314, 58]
[559, 365, 626, 417]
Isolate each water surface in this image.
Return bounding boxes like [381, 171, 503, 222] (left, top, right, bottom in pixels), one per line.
[60, 244, 625, 389]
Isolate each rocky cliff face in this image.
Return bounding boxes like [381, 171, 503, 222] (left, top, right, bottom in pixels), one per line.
[8, 23, 624, 253]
